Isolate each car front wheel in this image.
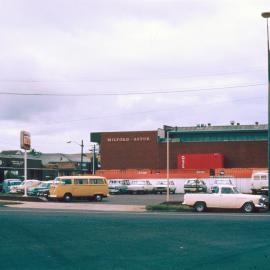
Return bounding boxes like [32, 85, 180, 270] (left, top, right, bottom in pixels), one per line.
[63, 193, 72, 202]
[95, 194, 103, 202]
[194, 202, 207, 212]
[242, 202, 254, 213]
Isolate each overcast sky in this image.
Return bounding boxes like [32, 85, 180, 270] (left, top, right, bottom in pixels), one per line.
[0, 0, 269, 153]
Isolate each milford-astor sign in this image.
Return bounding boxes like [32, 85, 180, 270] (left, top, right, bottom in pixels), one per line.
[107, 136, 151, 143]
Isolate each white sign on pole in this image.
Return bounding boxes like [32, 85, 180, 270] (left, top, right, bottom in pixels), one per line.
[20, 131, 31, 150]
[20, 130, 30, 197]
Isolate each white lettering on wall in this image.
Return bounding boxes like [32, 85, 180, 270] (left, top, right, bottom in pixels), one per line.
[107, 137, 150, 143]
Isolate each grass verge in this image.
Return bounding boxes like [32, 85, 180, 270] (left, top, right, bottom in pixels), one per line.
[146, 203, 192, 212]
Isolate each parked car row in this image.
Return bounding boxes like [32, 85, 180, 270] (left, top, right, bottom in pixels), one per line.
[1, 179, 54, 197]
[2, 179, 23, 193]
[108, 179, 176, 194]
[2, 179, 41, 194]
[0, 177, 241, 198]
[1, 176, 109, 202]
[184, 178, 234, 193]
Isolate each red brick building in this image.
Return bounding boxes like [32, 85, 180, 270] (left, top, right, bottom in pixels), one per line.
[90, 124, 267, 170]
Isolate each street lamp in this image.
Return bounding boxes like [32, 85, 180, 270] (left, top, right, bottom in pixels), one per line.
[261, 12, 270, 208]
[166, 130, 171, 202]
[90, 144, 97, 175]
[67, 140, 84, 174]
[166, 128, 177, 202]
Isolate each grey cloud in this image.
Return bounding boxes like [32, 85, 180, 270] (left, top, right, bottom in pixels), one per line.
[0, 0, 269, 152]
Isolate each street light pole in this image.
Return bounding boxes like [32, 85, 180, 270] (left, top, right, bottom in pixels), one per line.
[80, 139, 84, 174]
[261, 12, 270, 208]
[67, 140, 84, 174]
[166, 130, 170, 202]
[92, 144, 95, 175]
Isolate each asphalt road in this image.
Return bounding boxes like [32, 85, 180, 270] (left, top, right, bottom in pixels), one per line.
[1, 208, 270, 270]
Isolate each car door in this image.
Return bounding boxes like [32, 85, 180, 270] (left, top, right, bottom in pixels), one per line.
[219, 187, 237, 208]
[74, 178, 89, 197]
[207, 186, 221, 208]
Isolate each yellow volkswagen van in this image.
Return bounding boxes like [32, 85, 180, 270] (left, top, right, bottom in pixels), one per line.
[49, 176, 109, 202]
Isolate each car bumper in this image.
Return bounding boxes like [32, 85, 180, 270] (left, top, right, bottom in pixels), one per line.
[255, 203, 268, 209]
[27, 192, 36, 196]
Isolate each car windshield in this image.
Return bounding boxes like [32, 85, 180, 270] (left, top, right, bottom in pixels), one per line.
[187, 180, 201, 185]
[157, 181, 174, 185]
[10, 181, 21, 186]
[215, 180, 232, 184]
[131, 181, 146, 185]
[157, 181, 166, 185]
[39, 183, 50, 188]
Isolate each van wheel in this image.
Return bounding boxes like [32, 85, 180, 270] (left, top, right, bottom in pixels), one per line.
[95, 195, 103, 202]
[194, 202, 206, 212]
[242, 202, 254, 213]
[63, 193, 72, 202]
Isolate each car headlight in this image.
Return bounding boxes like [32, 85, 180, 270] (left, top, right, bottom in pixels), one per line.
[259, 198, 266, 205]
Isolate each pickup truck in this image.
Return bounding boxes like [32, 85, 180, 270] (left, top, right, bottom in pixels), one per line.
[183, 184, 267, 213]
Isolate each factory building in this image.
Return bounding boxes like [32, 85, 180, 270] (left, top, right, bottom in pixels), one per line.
[90, 124, 267, 171]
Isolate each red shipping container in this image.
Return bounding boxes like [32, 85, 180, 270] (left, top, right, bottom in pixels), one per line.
[177, 153, 224, 170]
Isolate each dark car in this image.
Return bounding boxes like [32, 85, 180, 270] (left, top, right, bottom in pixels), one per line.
[27, 181, 52, 197]
[184, 179, 207, 193]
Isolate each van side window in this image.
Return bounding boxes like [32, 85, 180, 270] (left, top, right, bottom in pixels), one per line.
[261, 175, 267, 180]
[62, 179, 72, 185]
[74, 179, 88, 185]
[89, 179, 104, 184]
[253, 176, 260, 180]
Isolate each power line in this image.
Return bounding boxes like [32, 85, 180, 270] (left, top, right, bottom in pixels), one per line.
[0, 82, 266, 97]
[40, 95, 266, 126]
[0, 67, 265, 83]
[1, 94, 265, 135]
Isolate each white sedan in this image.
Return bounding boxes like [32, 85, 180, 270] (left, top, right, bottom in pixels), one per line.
[183, 184, 268, 213]
[127, 180, 154, 194]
